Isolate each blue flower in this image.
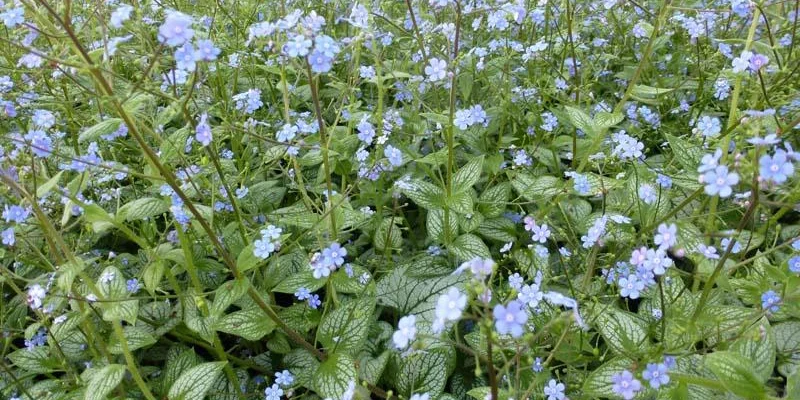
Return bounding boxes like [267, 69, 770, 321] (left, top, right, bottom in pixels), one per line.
[761, 290, 781, 313]
[759, 150, 794, 184]
[656, 174, 672, 188]
[1, 7, 25, 28]
[543, 379, 566, 400]
[174, 42, 197, 72]
[424, 58, 447, 81]
[611, 370, 642, 400]
[642, 363, 670, 389]
[788, 256, 800, 274]
[126, 278, 140, 293]
[233, 89, 263, 114]
[720, 237, 742, 254]
[321, 242, 347, 268]
[253, 238, 276, 259]
[274, 370, 294, 387]
[195, 39, 220, 61]
[110, 5, 133, 29]
[638, 184, 657, 205]
[384, 145, 403, 167]
[654, 223, 677, 250]
[307, 294, 321, 309]
[264, 383, 283, 400]
[3, 205, 30, 224]
[283, 34, 312, 57]
[619, 274, 645, 299]
[532, 357, 543, 372]
[158, 11, 194, 47]
[1, 227, 14, 246]
[493, 300, 528, 338]
[294, 287, 310, 300]
[695, 116, 721, 137]
[195, 113, 212, 146]
[703, 165, 739, 197]
[308, 49, 334, 73]
[24, 130, 53, 158]
[572, 173, 591, 195]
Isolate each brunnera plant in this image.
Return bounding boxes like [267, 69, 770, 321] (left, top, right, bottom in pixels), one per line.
[1, 0, 800, 399]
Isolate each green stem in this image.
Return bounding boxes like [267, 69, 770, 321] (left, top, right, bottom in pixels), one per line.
[112, 321, 157, 400]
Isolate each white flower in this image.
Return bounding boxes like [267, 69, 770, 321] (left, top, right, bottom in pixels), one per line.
[392, 315, 418, 349]
[27, 284, 47, 309]
[433, 287, 467, 333]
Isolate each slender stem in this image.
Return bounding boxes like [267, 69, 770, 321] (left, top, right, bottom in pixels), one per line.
[112, 321, 157, 400]
[304, 59, 338, 241]
[613, 0, 673, 113]
[444, 1, 462, 245]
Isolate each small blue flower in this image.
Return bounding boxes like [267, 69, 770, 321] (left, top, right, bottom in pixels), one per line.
[264, 383, 283, 400]
[158, 11, 194, 47]
[126, 278, 140, 294]
[638, 184, 657, 205]
[543, 379, 566, 400]
[3, 205, 30, 224]
[321, 242, 347, 268]
[619, 274, 645, 299]
[294, 287, 310, 300]
[573, 173, 591, 195]
[195, 113, 212, 146]
[695, 116, 721, 137]
[307, 294, 321, 309]
[493, 300, 528, 338]
[703, 165, 739, 197]
[308, 49, 334, 73]
[195, 39, 220, 61]
[642, 363, 670, 389]
[532, 357, 543, 372]
[611, 370, 642, 400]
[759, 150, 794, 184]
[274, 370, 294, 387]
[789, 256, 800, 274]
[654, 223, 677, 250]
[761, 290, 781, 313]
[384, 145, 403, 167]
[656, 174, 672, 188]
[1, 227, 14, 246]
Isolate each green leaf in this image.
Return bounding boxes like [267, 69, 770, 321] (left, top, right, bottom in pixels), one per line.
[374, 218, 403, 251]
[78, 118, 122, 143]
[116, 197, 169, 222]
[399, 180, 445, 210]
[161, 348, 201, 393]
[592, 306, 650, 355]
[285, 349, 320, 387]
[510, 173, 562, 202]
[359, 352, 390, 385]
[236, 242, 266, 273]
[377, 267, 468, 329]
[564, 105, 596, 136]
[775, 321, 800, 354]
[398, 351, 448, 398]
[582, 357, 634, 398]
[85, 364, 126, 400]
[787, 370, 800, 399]
[36, 170, 64, 198]
[476, 217, 516, 242]
[211, 278, 250, 316]
[318, 297, 375, 355]
[168, 361, 227, 400]
[731, 318, 775, 382]
[7, 346, 53, 373]
[477, 183, 510, 218]
[704, 351, 767, 399]
[143, 260, 165, 295]
[98, 266, 138, 324]
[452, 156, 484, 194]
[593, 111, 625, 131]
[665, 133, 703, 171]
[313, 352, 357, 399]
[427, 208, 458, 242]
[108, 326, 156, 354]
[272, 270, 326, 294]
[449, 233, 490, 261]
[215, 308, 276, 341]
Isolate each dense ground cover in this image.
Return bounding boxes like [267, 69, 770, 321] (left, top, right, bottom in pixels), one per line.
[1, 0, 800, 399]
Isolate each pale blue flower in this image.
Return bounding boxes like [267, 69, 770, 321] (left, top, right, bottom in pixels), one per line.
[642, 363, 670, 389]
[158, 11, 194, 47]
[493, 300, 528, 337]
[759, 150, 794, 184]
[611, 370, 642, 400]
